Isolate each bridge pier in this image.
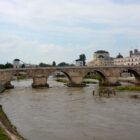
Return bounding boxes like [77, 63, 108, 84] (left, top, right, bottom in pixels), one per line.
[32, 76, 49, 88]
[67, 76, 86, 87]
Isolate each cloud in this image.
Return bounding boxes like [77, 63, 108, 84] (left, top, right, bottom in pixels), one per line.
[112, 0, 140, 5]
[0, 33, 95, 64]
[0, 0, 140, 63]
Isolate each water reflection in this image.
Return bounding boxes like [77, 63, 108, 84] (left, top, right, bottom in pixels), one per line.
[0, 79, 140, 140]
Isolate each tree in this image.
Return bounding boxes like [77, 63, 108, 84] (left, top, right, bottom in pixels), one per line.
[79, 54, 86, 66]
[0, 64, 5, 69]
[4, 62, 13, 68]
[52, 61, 56, 67]
[0, 62, 13, 69]
[39, 63, 51, 67]
[57, 62, 70, 67]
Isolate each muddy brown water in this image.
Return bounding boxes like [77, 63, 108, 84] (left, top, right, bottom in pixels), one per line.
[0, 78, 140, 140]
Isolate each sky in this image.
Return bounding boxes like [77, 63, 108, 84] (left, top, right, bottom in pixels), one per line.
[0, 0, 140, 64]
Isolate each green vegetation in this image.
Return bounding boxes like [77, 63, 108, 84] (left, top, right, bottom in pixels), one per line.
[17, 75, 27, 80]
[116, 86, 140, 91]
[57, 62, 70, 67]
[79, 54, 86, 66]
[39, 62, 52, 67]
[0, 105, 26, 140]
[39, 62, 74, 67]
[84, 73, 102, 81]
[56, 78, 68, 83]
[0, 127, 10, 140]
[56, 78, 98, 84]
[52, 61, 56, 66]
[0, 63, 13, 69]
[82, 79, 98, 84]
[0, 105, 17, 134]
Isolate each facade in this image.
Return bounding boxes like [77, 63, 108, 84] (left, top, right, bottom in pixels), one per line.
[75, 59, 84, 66]
[114, 49, 140, 66]
[13, 59, 20, 68]
[13, 59, 37, 68]
[88, 49, 140, 67]
[88, 50, 114, 66]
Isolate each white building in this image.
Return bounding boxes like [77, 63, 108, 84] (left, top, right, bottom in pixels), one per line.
[13, 59, 20, 68]
[88, 50, 114, 66]
[114, 49, 140, 66]
[75, 59, 84, 66]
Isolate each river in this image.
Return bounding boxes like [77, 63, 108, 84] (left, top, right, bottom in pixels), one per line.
[0, 77, 140, 140]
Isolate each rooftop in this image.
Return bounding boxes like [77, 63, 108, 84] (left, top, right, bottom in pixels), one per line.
[95, 50, 109, 54]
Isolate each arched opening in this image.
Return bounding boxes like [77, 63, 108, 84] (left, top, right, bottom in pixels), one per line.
[83, 70, 106, 86]
[119, 69, 140, 85]
[47, 71, 71, 87]
[11, 71, 33, 88]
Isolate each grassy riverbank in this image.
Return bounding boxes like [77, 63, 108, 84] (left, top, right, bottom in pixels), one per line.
[116, 86, 140, 91]
[0, 105, 26, 140]
[0, 127, 11, 140]
[82, 79, 98, 84]
[56, 78, 98, 84]
[56, 78, 68, 83]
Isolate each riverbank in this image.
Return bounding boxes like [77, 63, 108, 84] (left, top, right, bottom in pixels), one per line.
[56, 78, 98, 84]
[116, 86, 140, 91]
[0, 126, 10, 140]
[0, 105, 26, 140]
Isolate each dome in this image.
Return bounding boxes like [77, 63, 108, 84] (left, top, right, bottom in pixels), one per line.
[95, 50, 109, 54]
[14, 59, 20, 61]
[116, 53, 123, 58]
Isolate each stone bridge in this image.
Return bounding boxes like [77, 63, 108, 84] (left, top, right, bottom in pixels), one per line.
[0, 66, 140, 88]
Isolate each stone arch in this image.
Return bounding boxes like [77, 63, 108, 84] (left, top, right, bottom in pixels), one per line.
[9, 70, 34, 88]
[47, 70, 72, 81]
[119, 68, 140, 85]
[119, 68, 139, 77]
[127, 69, 140, 77]
[58, 71, 72, 82]
[46, 70, 72, 87]
[94, 70, 106, 85]
[83, 69, 107, 85]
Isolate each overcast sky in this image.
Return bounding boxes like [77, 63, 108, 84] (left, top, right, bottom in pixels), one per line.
[0, 0, 140, 64]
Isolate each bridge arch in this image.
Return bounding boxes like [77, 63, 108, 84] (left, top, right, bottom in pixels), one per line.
[83, 70, 107, 85]
[119, 68, 139, 77]
[127, 69, 140, 77]
[119, 68, 140, 85]
[45, 70, 72, 87]
[93, 70, 106, 85]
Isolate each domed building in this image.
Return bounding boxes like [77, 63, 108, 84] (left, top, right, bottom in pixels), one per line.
[114, 53, 124, 66]
[93, 50, 110, 60]
[116, 53, 123, 59]
[114, 50, 140, 66]
[13, 59, 20, 68]
[88, 50, 114, 66]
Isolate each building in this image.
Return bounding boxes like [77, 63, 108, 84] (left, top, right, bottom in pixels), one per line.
[114, 49, 140, 66]
[130, 49, 140, 57]
[13, 59, 20, 68]
[75, 59, 84, 66]
[114, 53, 124, 66]
[88, 50, 114, 66]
